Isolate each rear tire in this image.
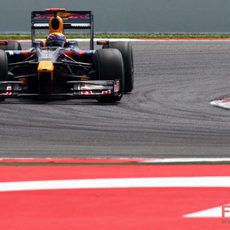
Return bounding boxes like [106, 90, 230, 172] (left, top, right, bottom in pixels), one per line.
[1, 41, 22, 50]
[104, 42, 134, 93]
[93, 48, 124, 103]
[0, 50, 8, 81]
[0, 50, 8, 102]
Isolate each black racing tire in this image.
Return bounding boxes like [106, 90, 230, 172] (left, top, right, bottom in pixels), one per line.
[93, 48, 125, 103]
[0, 50, 8, 81]
[1, 41, 22, 50]
[104, 42, 134, 93]
[0, 50, 8, 101]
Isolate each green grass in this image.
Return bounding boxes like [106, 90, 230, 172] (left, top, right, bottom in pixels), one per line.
[94, 33, 230, 39]
[1, 33, 230, 39]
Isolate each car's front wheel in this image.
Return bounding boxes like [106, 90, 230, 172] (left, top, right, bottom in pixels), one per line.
[93, 48, 125, 103]
[103, 42, 134, 93]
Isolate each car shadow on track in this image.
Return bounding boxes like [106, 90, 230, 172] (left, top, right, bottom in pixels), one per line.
[0, 98, 120, 106]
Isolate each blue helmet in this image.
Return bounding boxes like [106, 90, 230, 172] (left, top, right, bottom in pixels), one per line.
[46, 33, 66, 47]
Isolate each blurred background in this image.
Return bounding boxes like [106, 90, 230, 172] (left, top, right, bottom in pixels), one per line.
[0, 0, 230, 33]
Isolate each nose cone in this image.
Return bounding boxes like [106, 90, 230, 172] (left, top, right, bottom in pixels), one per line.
[38, 61, 54, 72]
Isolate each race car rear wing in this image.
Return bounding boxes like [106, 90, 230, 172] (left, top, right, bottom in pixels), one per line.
[31, 9, 94, 49]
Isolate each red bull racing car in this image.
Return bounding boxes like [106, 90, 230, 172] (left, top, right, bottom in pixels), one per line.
[0, 8, 134, 103]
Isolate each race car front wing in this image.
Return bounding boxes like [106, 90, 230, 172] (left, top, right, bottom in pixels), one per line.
[0, 80, 121, 99]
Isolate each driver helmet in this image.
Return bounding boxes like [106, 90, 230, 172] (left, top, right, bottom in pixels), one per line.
[46, 32, 66, 47]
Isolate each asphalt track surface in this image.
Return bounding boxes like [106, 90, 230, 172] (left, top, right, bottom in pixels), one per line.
[1, 41, 230, 158]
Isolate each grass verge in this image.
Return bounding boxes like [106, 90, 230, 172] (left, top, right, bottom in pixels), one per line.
[1, 33, 230, 39]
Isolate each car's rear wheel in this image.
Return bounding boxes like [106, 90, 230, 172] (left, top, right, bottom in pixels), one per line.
[0, 50, 8, 81]
[93, 48, 124, 103]
[104, 42, 134, 93]
[1, 41, 22, 50]
[0, 50, 8, 101]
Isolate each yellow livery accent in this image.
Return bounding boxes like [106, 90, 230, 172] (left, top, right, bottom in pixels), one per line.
[38, 61, 54, 72]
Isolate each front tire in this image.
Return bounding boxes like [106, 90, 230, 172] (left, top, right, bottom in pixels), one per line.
[104, 42, 134, 93]
[93, 48, 125, 103]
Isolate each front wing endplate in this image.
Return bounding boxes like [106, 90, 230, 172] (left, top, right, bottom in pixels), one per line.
[0, 80, 120, 99]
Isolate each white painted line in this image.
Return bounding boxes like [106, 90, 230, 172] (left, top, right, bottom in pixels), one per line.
[210, 100, 230, 109]
[1, 177, 230, 192]
[143, 158, 230, 163]
[185, 206, 222, 218]
[1, 157, 230, 164]
[184, 204, 230, 218]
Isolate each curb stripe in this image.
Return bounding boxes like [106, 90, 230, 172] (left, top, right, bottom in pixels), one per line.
[143, 158, 230, 163]
[0, 157, 230, 164]
[0, 158, 143, 164]
[1, 177, 230, 192]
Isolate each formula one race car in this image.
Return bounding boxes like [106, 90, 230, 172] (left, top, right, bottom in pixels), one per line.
[0, 8, 134, 103]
